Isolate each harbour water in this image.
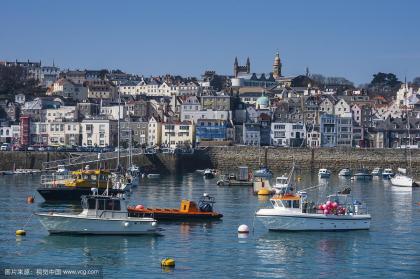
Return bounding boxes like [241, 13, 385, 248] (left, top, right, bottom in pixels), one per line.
[1, 172, 420, 278]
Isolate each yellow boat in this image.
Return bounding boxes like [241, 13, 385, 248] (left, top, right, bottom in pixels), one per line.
[38, 166, 116, 202]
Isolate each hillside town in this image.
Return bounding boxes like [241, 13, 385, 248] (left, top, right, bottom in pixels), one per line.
[0, 54, 419, 152]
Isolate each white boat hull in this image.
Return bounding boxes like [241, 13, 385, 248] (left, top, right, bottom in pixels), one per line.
[36, 213, 159, 235]
[256, 210, 371, 231]
[391, 175, 415, 187]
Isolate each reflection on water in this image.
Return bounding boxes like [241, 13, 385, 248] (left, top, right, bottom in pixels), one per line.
[1, 172, 420, 278]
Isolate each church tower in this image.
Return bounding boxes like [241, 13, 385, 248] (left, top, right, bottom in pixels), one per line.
[233, 57, 251, 77]
[272, 51, 282, 79]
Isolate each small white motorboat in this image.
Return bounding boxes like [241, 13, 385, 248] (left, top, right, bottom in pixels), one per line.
[318, 169, 331, 178]
[256, 188, 371, 231]
[274, 175, 289, 192]
[382, 168, 394, 179]
[203, 169, 216, 179]
[36, 189, 160, 235]
[391, 174, 415, 187]
[338, 168, 352, 177]
[371, 167, 382, 176]
[147, 173, 161, 179]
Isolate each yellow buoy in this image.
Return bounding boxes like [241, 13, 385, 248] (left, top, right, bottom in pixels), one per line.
[297, 176, 302, 181]
[161, 258, 175, 267]
[258, 189, 270, 195]
[16, 229, 26, 236]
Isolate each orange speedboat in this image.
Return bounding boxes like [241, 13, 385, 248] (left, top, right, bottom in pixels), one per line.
[128, 194, 223, 221]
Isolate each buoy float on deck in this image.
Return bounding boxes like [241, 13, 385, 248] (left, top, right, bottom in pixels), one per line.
[257, 188, 270, 195]
[161, 258, 175, 267]
[238, 224, 249, 233]
[16, 229, 26, 236]
[27, 196, 34, 204]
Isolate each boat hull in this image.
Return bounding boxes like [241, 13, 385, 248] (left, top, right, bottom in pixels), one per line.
[36, 213, 158, 235]
[256, 212, 371, 231]
[128, 210, 223, 221]
[353, 174, 372, 180]
[37, 187, 124, 202]
[390, 175, 415, 187]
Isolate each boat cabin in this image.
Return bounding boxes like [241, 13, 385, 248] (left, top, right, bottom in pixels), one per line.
[81, 194, 128, 218]
[65, 168, 112, 188]
[275, 176, 289, 186]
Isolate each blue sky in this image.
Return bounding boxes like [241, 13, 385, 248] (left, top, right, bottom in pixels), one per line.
[1, 0, 419, 85]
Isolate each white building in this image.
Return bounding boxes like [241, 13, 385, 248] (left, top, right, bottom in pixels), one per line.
[43, 106, 78, 122]
[100, 105, 127, 120]
[48, 78, 88, 101]
[147, 116, 162, 146]
[81, 119, 117, 147]
[242, 123, 260, 145]
[161, 121, 195, 148]
[270, 122, 306, 147]
[334, 98, 351, 117]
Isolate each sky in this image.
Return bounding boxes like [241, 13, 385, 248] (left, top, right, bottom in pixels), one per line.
[1, 0, 419, 85]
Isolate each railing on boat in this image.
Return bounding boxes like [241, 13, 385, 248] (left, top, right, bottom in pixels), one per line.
[40, 174, 73, 187]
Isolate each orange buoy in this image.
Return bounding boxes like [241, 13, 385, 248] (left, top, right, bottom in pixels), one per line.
[27, 196, 34, 204]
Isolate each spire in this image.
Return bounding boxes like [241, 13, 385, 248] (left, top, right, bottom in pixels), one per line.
[234, 57, 238, 66]
[246, 57, 250, 66]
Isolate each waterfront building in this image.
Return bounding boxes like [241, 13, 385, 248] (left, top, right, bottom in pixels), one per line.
[148, 116, 162, 147]
[337, 115, 353, 147]
[306, 129, 321, 148]
[370, 117, 420, 148]
[195, 119, 234, 145]
[320, 114, 337, 147]
[161, 120, 194, 149]
[270, 122, 306, 147]
[242, 123, 260, 146]
[120, 120, 148, 147]
[81, 119, 117, 147]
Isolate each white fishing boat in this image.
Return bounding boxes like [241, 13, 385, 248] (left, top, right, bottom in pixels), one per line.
[338, 168, 352, 177]
[273, 164, 295, 194]
[203, 169, 216, 179]
[382, 168, 394, 179]
[391, 87, 417, 188]
[318, 169, 331, 178]
[390, 174, 415, 187]
[36, 189, 159, 235]
[371, 167, 382, 176]
[256, 188, 371, 231]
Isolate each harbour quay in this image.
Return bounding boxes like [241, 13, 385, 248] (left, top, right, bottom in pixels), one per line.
[0, 146, 419, 176]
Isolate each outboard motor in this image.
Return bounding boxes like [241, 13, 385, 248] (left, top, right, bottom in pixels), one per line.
[198, 193, 216, 212]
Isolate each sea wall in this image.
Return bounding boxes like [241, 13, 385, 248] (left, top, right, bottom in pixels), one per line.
[201, 146, 420, 176]
[0, 147, 419, 177]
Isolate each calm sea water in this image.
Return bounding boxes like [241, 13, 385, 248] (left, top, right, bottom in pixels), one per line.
[1, 172, 420, 278]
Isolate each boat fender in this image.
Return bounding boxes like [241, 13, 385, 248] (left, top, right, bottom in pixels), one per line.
[124, 222, 130, 227]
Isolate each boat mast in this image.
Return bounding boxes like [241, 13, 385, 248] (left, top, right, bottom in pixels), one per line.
[404, 82, 412, 174]
[128, 111, 132, 168]
[117, 91, 121, 171]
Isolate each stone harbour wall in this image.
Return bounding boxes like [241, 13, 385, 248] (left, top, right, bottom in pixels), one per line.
[0, 147, 419, 177]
